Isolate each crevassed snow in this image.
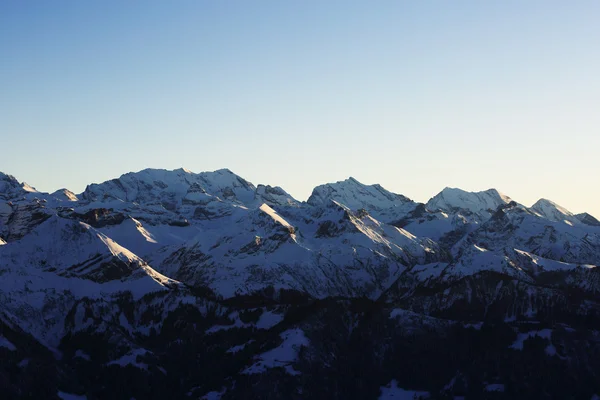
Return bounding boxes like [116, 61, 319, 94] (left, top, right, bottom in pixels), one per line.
[379, 380, 429, 399]
[243, 328, 309, 376]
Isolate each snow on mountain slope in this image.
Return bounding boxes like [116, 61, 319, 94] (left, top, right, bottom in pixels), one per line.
[577, 212, 600, 227]
[400, 210, 471, 242]
[530, 198, 580, 226]
[243, 328, 309, 375]
[0, 214, 181, 346]
[393, 188, 513, 244]
[307, 177, 416, 222]
[50, 188, 79, 202]
[426, 187, 511, 221]
[444, 244, 533, 282]
[151, 200, 447, 299]
[81, 168, 257, 208]
[388, 201, 600, 300]
[0, 214, 176, 285]
[513, 248, 596, 273]
[0, 172, 40, 204]
[3, 167, 600, 399]
[0, 199, 53, 241]
[0, 172, 22, 197]
[254, 184, 300, 207]
[460, 202, 600, 265]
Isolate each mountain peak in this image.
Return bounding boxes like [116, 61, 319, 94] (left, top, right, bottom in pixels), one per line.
[426, 187, 511, 216]
[308, 178, 411, 206]
[531, 198, 572, 215]
[306, 177, 414, 222]
[50, 188, 79, 202]
[255, 184, 299, 207]
[530, 198, 578, 224]
[0, 172, 38, 198]
[576, 212, 600, 226]
[82, 167, 256, 206]
[214, 168, 234, 174]
[0, 172, 19, 187]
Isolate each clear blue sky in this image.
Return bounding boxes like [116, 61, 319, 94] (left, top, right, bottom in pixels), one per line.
[1, 1, 599, 216]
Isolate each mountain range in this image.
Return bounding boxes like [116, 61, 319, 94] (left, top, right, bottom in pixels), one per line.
[1, 168, 599, 399]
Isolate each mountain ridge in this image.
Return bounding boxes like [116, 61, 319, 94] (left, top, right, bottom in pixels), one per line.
[1, 168, 594, 221]
[1, 167, 600, 398]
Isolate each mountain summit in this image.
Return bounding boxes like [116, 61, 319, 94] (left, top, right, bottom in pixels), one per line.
[426, 187, 511, 214]
[307, 177, 415, 222]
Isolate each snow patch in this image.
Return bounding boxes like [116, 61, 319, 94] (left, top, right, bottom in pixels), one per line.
[485, 384, 505, 392]
[57, 392, 87, 400]
[514, 249, 595, 272]
[227, 340, 255, 354]
[256, 310, 285, 329]
[510, 329, 552, 350]
[206, 310, 284, 333]
[259, 203, 293, 230]
[107, 348, 150, 370]
[75, 349, 91, 361]
[0, 336, 16, 351]
[243, 328, 309, 376]
[200, 387, 226, 400]
[379, 380, 429, 399]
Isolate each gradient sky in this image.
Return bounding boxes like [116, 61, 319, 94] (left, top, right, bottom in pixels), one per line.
[1, 1, 599, 216]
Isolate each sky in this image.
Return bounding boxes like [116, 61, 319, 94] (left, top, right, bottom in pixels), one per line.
[1, 1, 599, 216]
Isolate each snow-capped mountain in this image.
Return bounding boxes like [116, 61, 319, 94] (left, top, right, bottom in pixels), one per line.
[82, 168, 257, 208]
[1, 167, 599, 399]
[426, 187, 512, 221]
[50, 188, 79, 202]
[577, 212, 600, 226]
[0, 172, 38, 200]
[307, 177, 417, 222]
[530, 198, 581, 226]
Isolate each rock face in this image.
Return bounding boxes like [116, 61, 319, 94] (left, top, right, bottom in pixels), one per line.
[1, 168, 600, 399]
